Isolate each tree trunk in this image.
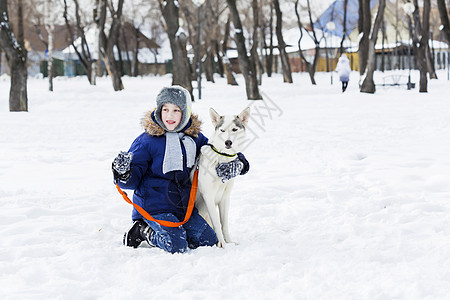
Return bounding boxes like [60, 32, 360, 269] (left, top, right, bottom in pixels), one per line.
[214, 40, 224, 78]
[97, 0, 124, 91]
[425, 36, 437, 79]
[120, 26, 132, 76]
[381, 20, 385, 72]
[160, 0, 193, 97]
[205, 46, 215, 83]
[226, 0, 261, 100]
[0, 0, 28, 111]
[360, 40, 377, 93]
[361, 0, 385, 93]
[273, 0, 292, 83]
[222, 15, 238, 86]
[295, 34, 319, 85]
[203, 3, 214, 83]
[251, 0, 262, 85]
[207, 2, 224, 79]
[294, 0, 319, 85]
[410, 1, 420, 76]
[132, 27, 140, 77]
[116, 41, 124, 76]
[418, 0, 430, 92]
[437, 0, 450, 45]
[9, 55, 28, 111]
[265, 2, 274, 77]
[45, 0, 54, 91]
[358, 0, 371, 76]
[339, 0, 349, 55]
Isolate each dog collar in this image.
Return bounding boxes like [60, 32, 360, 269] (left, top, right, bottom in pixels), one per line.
[207, 144, 237, 158]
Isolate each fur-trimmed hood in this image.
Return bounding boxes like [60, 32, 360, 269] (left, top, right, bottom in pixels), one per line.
[141, 110, 202, 137]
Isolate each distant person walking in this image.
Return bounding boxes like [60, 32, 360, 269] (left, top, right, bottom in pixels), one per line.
[336, 54, 351, 92]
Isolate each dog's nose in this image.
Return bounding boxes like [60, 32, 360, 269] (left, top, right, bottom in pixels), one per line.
[225, 140, 232, 148]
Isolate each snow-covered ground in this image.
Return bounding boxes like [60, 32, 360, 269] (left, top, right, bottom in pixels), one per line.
[1, 70, 450, 299]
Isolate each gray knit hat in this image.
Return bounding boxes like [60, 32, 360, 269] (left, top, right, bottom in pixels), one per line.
[154, 85, 192, 132]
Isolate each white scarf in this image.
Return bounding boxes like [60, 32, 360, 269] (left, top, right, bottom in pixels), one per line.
[162, 132, 196, 174]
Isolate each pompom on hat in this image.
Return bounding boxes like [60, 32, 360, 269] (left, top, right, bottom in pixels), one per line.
[154, 85, 192, 132]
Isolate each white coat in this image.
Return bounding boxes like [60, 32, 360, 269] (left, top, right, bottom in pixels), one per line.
[336, 54, 351, 82]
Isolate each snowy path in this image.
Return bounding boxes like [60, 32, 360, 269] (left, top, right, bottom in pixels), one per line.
[1, 72, 450, 299]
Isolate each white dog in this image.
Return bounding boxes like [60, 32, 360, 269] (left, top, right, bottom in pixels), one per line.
[195, 107, 250, 248]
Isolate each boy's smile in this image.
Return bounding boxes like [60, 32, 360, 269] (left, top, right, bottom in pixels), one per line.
[161, 103, 182, 131]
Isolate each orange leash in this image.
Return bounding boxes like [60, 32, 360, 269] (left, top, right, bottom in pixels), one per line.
[115, 169, 199, 228]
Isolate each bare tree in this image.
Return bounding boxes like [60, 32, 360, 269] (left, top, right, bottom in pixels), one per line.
[123, 0, 157, 77]
[95, 0, 125, 91]
[358, 0, 371, 76]
[159, 0, 193, 97]
[339, 0, 348, 55]
[264, 1, 274, 77]
[411, 0, 431, 92]
[294, 0, 321, 85]
[250, 0, 263, 85]
[208, 1, 230, 81]
[63, 0, 96, 85]
[44, 0, 54, 91]
[0, 0, 28, 111]
[180, 1, 227, 85]
[132, 25, 140, 76]
[199, 1, 215, 83]
[381, 19, 386, 72]
[203, 1, 217, 83]
[226, 0, 261, 100]
[178, 2, 199, 86]
[360, 0, 385, 93]
[222, 15, 238, 86]
[29, 1, 52, 84]
[409, 0, 435, 85]
[438, 0, 450, 45]
[31, 1, 54, 87]
[273, 0, 292, 83]
[206, 1, 226, 79]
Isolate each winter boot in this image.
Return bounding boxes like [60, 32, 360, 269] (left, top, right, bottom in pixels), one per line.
[123, 219, 154, 248]
[342, 82, 348, 92]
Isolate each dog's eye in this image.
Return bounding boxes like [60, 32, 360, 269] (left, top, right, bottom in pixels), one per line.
[220, 129, 225, 132]
[232, 128, 238, 132]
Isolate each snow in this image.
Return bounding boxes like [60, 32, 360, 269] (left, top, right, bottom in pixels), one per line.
[1, 70, 450, 299]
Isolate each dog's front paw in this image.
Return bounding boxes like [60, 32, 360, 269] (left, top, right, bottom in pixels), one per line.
[216, 239, 227, 248]
[224, 234, 238, 246]
[225, 239, 239, 246]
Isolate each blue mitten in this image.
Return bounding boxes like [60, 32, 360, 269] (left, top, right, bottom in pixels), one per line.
[216, 158, 244, 183]
[237, 152, 250, 175]
[112, 151, 133, 182]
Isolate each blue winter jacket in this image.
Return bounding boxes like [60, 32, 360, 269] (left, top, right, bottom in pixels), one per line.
[118, 111, 208, 221]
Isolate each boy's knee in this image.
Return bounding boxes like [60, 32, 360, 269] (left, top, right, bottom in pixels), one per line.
[188, 223, 218, 249]
[168, 238, 188, 254]
[154, 230, 188, 254]
[201, 224, 218, 246]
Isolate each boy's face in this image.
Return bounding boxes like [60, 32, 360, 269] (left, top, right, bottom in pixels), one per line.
[161, 103, 182, 131]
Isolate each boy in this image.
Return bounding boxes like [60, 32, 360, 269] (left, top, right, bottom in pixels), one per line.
[112, 86, 218, 253]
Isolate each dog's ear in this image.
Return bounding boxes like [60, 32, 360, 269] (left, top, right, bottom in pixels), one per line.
[209, 107, 221, 127]
[237, 107, 251, 126]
